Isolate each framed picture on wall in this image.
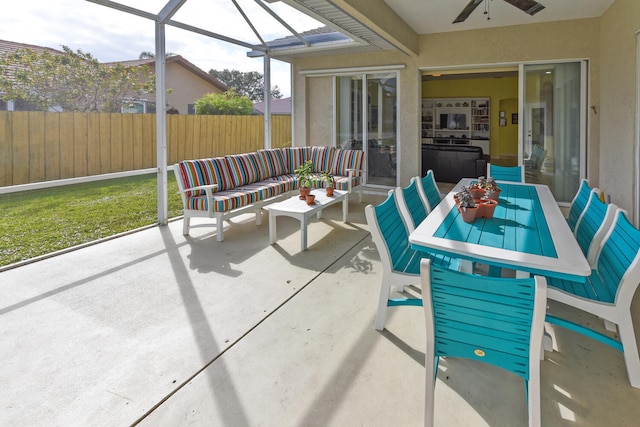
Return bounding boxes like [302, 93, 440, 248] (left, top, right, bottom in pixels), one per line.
[512, 113, 519, 124]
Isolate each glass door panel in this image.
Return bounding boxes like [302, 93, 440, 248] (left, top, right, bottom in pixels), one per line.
[336, 73, 397, 187]
[521, 61, 586, 203]
[366, 73, 397, 186]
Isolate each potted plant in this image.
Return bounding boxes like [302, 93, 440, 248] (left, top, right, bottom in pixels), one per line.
[305, 193, 316, 205]
[321, 171, 335, 197]
[468, 177, 486, 199]
[454, 189, 478, 223]
[475, 196, 498, 219]
[294, 160, 313, 199]
[480, 177, 501, 201]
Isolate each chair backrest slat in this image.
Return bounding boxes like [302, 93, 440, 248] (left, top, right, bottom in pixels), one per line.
[594, 210, 640, 302]
[488, 163, 524, 183]
[396, 178, 428, 232]
[573, 192, 618, 266]
[373, 191, 410, 268]
[419, 170, 442, 212]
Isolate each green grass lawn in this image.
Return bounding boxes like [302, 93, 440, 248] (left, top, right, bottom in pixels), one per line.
[0, 174, 183, 267]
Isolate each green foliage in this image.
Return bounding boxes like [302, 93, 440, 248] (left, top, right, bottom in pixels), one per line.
[321, 171, 335, 187]
[195, 89, 254, 115]
[0, 174, 182, 267]
[294, 160, 314, 189]
[209, 68, 283, 102]
[0, 46, 155, 112]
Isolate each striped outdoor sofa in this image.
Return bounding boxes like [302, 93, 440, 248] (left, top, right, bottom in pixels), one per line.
[173, 146, 365, 241]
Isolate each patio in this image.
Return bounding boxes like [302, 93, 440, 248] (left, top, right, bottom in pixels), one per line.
[2, 193, 640, 426]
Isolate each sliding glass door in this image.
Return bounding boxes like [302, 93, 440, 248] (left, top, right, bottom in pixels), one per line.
[520, 61, 587, 203]
[336, 72, 398, 187]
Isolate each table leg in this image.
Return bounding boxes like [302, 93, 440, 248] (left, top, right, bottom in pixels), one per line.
[269, 212, 277, 245]
[459, 260, 473, 274]
[300, 214, 308, 251]
[342, 194, 349, 222]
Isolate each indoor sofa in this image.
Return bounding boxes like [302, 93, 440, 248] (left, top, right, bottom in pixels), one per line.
[173, 146, 364, 241]
[421, 144, 487, 183]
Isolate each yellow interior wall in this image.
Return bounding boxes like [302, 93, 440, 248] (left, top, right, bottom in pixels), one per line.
[422, 76, 518, 159]
[498, 98, 518, 163]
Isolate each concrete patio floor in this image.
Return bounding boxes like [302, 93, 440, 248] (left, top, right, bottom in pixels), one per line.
[2, 192, 640, 426]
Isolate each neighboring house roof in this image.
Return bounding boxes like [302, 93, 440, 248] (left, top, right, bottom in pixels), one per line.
[107, 55, 228, 92]
[253, 97, 291, 115]
[0, 39, 65, 56]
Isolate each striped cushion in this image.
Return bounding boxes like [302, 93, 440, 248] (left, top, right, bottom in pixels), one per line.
[186, 181, 289, 212]
[310, 146, 336, 173]
[331, 149, 364, 176]
[334, 175, 361, 191]
[226, 153, 265, 187]
[178, 158, 234, 196]
[257, 149, 288, 177]
[283, 146, 311, 172]
[269, 173, 298, 189]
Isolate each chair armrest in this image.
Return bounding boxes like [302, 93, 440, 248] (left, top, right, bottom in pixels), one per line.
[179, 184, 219, 195]
[345, 168, 363, 193]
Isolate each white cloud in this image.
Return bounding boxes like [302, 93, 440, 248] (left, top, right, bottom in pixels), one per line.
[2, 0, 320, 97]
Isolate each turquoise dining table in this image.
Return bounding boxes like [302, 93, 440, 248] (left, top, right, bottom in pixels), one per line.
[409, 178, 591, 282]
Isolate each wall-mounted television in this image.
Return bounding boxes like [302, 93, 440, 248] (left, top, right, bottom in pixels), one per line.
[439, 113, 467, 130]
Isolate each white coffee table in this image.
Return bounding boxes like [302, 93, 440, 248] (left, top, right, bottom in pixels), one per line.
[267, 189, 349, 251]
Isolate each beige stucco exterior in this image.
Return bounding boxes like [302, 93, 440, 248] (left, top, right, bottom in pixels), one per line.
[163, 61, 225, 115]
[291, 0, 640, 218]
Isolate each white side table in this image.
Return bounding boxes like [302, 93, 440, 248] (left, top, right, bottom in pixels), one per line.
[267, 189, 349, 251]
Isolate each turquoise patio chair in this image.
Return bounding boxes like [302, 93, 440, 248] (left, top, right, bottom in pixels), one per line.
[421, 259, 547, 427]
[572, 191, 618, 267]
[487, 163, 525, 182]
[416, 169, 443, 213]
[566, 179, 603, 232]
[545, 209, 640, 388]
[365, 191, 458, 331]
[395, 177, 429, 232]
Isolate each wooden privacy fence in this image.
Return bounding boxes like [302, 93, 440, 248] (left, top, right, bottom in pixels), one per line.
[0, 111, 292, 187]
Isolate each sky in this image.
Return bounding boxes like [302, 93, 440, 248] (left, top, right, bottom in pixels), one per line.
[2, 0, 323, 98]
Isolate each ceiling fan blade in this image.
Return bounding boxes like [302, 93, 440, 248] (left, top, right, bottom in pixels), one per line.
[502, 0, 545, 16]
[453, 0, 484, 24]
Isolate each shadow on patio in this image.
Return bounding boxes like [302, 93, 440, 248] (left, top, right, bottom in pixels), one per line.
[2, 193, 640, 426]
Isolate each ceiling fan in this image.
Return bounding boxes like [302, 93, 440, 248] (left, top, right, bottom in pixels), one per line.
[453, 0, 545, 24]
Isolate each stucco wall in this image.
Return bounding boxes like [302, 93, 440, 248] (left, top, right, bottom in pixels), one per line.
[165, 63, 224, 115]
[306, 76, 333, 146]
[599, 0, 640, 216]
[293, 18, 601, 189]
[292, 4, 640, 220]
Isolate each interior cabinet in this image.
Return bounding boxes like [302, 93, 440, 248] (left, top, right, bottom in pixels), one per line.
[421, 99, 434, 139]
[421, 97, 490, 154]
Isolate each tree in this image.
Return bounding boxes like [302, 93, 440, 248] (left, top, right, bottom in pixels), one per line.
[209, 69, 282, 102]
[194, 89, 253, 115]
[0, 46, 155, 112]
